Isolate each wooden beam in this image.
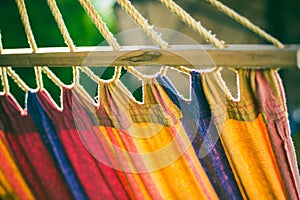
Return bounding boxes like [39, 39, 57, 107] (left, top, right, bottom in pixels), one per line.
[0, 44, 299, 69]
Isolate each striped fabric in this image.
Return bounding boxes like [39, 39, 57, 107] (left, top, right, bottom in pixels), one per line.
[157, 72, 242, 200]
[202, 69, 300, 199]
[0, 69, 299, 200]
[252, 69, 300, 199]
[0, 95, 72, 200]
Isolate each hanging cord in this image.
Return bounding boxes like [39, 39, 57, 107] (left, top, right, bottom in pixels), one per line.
[15, 0, 37, 52]
[116, 0, 170, 75]
[35, 66, 44, 91]
[123, 66, 149, 81]
[41, 67, 64, 88]
[38, 0, 90, 99]
[80, 66, 103, 83]
[1, 28, 30, 93]
[48, 0, 123, 104]
[1, 68, 9, 95]
[47, 0, 79, 87]
[79, 0, 148, 80]
[206, 0, 284, 48]
[6, 67, 31, 92]
[73, 66, 79, 85]
[159, 0, 225, 49]
[78, 0, 124, 82]
[47, 0, 75, 52]
[78, 0, 120, 50]
[160, 66, 169, 77]
[0, 32, 10, 95]
[116, 0, 168, 49]
[15, 0, 43, 90]
[113, 66, 122, 81]
[79, 0, 166, 79]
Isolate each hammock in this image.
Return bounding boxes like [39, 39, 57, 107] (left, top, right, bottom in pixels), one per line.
[0, 0, 300, 199]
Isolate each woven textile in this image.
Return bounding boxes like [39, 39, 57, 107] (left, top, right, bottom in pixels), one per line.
[202, 69, 300, 199]
[0, 69, 299, 200]
[157, 72, 242, 200]
[0, 95, 73, 200]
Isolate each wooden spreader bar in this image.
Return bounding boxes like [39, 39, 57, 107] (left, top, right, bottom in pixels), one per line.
[0, 44, 299, 69]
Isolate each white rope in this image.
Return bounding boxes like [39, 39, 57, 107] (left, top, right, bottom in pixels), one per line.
[160, 0, 225, 48]
[206, 0, 284, 48]
[15, 0, 43, 91]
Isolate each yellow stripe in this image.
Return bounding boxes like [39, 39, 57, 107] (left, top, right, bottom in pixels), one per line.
[0, 136, 35, 200]
[221, 115, 286, 199]
[0, 168, 19, 199]
[130, 123, 218, 199]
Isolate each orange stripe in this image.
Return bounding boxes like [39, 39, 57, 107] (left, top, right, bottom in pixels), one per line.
[221, 114, 286, 199]
[96, 126, 136, 200]
[0, 168, 19, 199]
[129, 123, 218, 199]
[0, 134, 35, 200]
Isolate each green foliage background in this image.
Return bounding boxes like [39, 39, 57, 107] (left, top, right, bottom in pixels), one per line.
[0, 0, 119, 105]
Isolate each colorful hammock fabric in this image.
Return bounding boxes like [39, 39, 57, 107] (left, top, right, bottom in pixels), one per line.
[157, 72, 242, 200]
[0, 69, 299, 200]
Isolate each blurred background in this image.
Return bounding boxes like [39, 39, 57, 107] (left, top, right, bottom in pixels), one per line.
[0, 0, 299, 168]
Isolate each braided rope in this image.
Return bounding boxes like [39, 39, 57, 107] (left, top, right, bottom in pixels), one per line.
[160, 66, 169, 77]
[78, 0, 151, 81]
[15, 0, 37, 53]
[207, 0, 284, 48]
[11, 0, 285, 97]
[116, 0, 168, 49]
[78, 0, 125, 82]
[113, 66, 122, 81]
[80, 66, 103, 83]
[1, 67, 9, 95]
[47, 0, 80, 87]
[15, 0, 44, 91]
[73, 66, 79, 85]
[35, 66, 43, 90]
[41, 67, 65, 88]
[6, 67, 30, 92]
[160, 0, 225, 49]
[124, 66, 145, 80]
[78, 0, 121, 50]
[0, 32, 9, 95]
[47, 0, 75, 51]
[116, 0, 171, 75]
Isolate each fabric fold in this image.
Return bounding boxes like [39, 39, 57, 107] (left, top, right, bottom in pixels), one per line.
[202, 69, 286, 199]
[0, 68, 299, 200]
[0, 94, 74, 200]
[0, 167, 19, 200]
[98, 78, 219, 200]
[0, 130, 35, 200]
[252, 69, 300, 199]
[29, 88, 130, 200]
[157, 71, 242, 200]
